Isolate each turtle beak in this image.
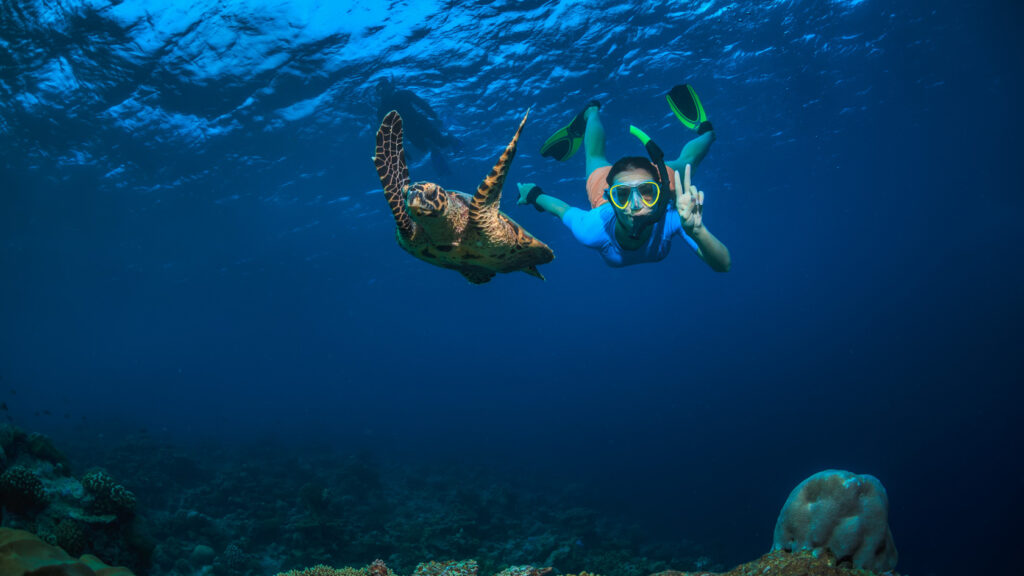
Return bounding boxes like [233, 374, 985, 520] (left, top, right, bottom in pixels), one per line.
[408, 196, 440, 217]
[408, 195, 430, 215]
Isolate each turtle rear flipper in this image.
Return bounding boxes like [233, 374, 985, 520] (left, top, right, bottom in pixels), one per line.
[521, 265, 545, 281]
[374, 111, 414, 239]
[468, 109, 529, 231]
[459, 267, 496, 285]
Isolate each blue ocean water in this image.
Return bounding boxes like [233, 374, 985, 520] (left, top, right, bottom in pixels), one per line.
[1, 0, 1021, 575]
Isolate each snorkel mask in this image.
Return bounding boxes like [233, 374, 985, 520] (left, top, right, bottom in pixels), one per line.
[615, 125, 671, 239]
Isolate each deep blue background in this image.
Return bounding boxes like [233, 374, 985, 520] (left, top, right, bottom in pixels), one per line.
[2, 1, 1022, 574]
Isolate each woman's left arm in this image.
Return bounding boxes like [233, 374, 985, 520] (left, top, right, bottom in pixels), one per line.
[675, 165, 731, 272]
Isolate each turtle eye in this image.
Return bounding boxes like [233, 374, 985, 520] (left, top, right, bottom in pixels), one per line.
[420, 183, 445, 211]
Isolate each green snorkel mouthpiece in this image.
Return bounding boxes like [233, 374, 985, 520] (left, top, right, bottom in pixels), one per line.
[629, 124, 652, 145]
[628, 124, 670, 199]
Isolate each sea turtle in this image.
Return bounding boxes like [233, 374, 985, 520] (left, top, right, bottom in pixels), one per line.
[373, 109, 554, 284]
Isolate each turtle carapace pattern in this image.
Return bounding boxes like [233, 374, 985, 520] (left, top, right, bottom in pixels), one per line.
[373, 109, 554, 284]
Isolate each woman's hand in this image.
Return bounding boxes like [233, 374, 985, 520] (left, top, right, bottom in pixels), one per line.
[675, 164, 704, 233]
[517, 182, 536, 205]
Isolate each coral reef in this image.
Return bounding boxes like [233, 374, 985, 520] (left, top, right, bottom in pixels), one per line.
[275, 469, 904, 576]
[772, 470, 897, 572]
[7, 424, 904, 576]
[82, 469, 138, 519]
[0, 424, 71, 474]
[103, 439, 697, 576]
[54, 518, 89, 557]
[0, 465, 48, 514]
[277, 565, 372, 576]
[0, 526, 135, 576]
[651, 549, 892, 576]
[280, 550, 891, 576]
[26, 432, 72, 474]
[0, 423, 151, 574]
[370, 558, 397, 576]
[414, 560, 479, 576]
[492, 567, 552, 576]
[276, 560, 501, 576]
[0, 423, 17, 451]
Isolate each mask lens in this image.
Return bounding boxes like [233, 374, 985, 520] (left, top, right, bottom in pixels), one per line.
[609, 185, 632, 209]
[637, 182, 659, 207]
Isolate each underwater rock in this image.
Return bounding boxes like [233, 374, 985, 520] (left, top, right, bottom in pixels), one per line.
[772, 469, 897, 572]
[0, 422, 18, 453]
[188, 542, 215, 566]
[26, 432, 72, 474]
[0, 526, 135, 575]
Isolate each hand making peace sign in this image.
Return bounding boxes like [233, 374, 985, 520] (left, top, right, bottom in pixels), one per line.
[675, 163, 704, 233]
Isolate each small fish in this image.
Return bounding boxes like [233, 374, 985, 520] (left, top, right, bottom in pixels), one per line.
[0, 402, 7, 410]
[43, 410, 52, 416]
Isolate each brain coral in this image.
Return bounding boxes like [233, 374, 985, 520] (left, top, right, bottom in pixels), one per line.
[772, 469, 897, 572]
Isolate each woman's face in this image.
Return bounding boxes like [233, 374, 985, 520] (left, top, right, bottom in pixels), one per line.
[610, 167, 658, 216]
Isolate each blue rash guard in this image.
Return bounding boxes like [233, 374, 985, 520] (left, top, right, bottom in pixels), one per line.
[561, 204, 699, 268]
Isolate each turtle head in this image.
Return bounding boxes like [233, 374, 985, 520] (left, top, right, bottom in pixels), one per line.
[406, 181, 449, 219]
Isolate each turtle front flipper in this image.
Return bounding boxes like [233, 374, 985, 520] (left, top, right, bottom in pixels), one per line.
[374, 111, 414, 240]
[468, 109, 529, 231]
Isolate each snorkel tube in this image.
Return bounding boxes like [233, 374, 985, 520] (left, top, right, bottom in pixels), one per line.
[623, 125, 671, 238]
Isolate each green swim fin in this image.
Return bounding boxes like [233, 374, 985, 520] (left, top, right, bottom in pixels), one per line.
[666, 84, 708, 131]
[540, 105, 590, 161]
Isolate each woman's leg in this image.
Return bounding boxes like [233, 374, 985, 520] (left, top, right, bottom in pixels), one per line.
[667, 130, 716, 174]
[584, 105, 611, 178]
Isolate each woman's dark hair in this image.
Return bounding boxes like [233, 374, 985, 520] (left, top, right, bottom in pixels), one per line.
[605, 156, 658, 187]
